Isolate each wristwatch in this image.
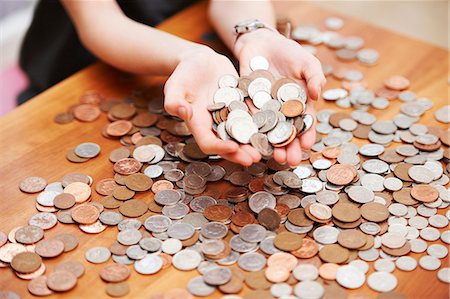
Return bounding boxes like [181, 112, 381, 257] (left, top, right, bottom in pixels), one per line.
[234, 19, 276, 42]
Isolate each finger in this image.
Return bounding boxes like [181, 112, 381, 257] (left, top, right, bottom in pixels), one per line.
[221, 149, 254, 166]
[163, 89, 193, 121]
[188, 108, 239, 155]
[299, 100, 317, 149]
[286, 138, 303, 166]
[240, 144, 261, 163]
[301, 56, 326, 101]
[273, 147, 287, 165]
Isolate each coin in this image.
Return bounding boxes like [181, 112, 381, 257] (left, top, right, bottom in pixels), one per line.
[100, 263, 130, 282]
[35, 238, 65, 258]
[46, 271, 77, 292]
[106, 282, 130, 297]
[19, 176, 47, 193]
[27, 276, 54, 296]
[11, 252, 42, 273]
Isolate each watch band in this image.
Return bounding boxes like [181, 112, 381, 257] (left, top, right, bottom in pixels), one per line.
[233, 19, 278, 45]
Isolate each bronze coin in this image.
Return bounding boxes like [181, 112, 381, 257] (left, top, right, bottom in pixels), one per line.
[53, 193, 76, 209]
[106, 120, 133, 137]
[110, 103, 136, 119]
[410, 184, 439, 202]
[274, 231, 303, 251]
[257, 208, 281, 231]
[109, 147, 131, 163]
[54, 260, 85, 278]
[124, 173, 153, 192]
[332, 202, 361, 223]
[231, 211, 255, 227]
[119, 199, 148, 218]
[318, 244, 349, 264]
[46, 271, 77, 292]
[28, 276, 54, 296]
[333, 217, 362, 229]
[360, 202, 389, 222]
[245, 270, 272, 290]
[384, 75, 410, 91]
[54, 112, 74, 124]
[109, 241, 129, 256]
[132, 112, 158, 127]
[219, 274, 244, 294]
[381, 241, 411, 257]
[183, 143, 208, 160]
[106, 282, 130, 297]
[98, 196, 122, 209]
[393, 163, 413, 181]
[204, 204, 233, 222]
[71, 205, 100, 224]
[100, 263, 130, 283]
[19, 176, 47, 193]
[353, 124, 371, 139]
[52, 234, 79, 252]
[11, 252, 42, 273]
[73, 104, 101, 122]
[379, 149, 405, 163]
[113, 158, 142, 175]
[95, 178, 119, 196]
[112, 186, 135, 201]
[290, 238, 319, 259]
[280, 100, 304, 117]
[329, 112, 351, 128]
[287, 208, 314, 227]
[35, 239, 65, 258]
[326, 164, 355, 186]
[337, 229, 367, 249]
[393, 188, 419, 206]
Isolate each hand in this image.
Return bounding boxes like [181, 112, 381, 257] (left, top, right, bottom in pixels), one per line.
[235, 29, 326, 166]
[164, 46, 261, 166]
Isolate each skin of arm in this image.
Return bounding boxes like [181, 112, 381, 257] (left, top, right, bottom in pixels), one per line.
[62, 0, 204, 76]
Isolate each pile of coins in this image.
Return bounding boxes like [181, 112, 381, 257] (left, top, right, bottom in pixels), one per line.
[209, 57, 313, 153]
[1, 15, 449, 299]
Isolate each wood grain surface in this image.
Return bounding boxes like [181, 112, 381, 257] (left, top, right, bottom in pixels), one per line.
[0, 1, 449, 298]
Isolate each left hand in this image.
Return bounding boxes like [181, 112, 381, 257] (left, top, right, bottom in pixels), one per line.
[234, 29, 326, 166]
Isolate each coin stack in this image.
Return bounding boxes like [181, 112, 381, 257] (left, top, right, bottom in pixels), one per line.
[209, 56, 313, 156]
[1, 15, 450, 299]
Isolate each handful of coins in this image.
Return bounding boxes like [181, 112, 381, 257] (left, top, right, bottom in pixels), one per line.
[208, 56, 313, 157]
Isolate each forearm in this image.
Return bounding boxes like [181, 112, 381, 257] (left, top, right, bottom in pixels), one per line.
[208, 0, 276, 56]
[62, 0, 205, 76]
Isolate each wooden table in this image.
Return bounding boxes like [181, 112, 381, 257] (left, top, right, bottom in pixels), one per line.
[0, 1, 448, 298]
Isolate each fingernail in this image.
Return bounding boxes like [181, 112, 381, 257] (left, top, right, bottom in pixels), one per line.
[178, 106, 187, 120]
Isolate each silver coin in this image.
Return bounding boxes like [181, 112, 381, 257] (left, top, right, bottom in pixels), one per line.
[229, 235, 258, 253]
[187, 276, 215, 296]
[239, 224, 267, 243]
[336, 265, 366, 289]
[349, 260, 369, 274]
[294, 280, 324, 299]
[358, 248, 379, 262]
[271, 283, 292, 298]
[237, 252, 266, 271]
[112, 254, 134, 265]
[203, 267, 232, 286]
[99, 211, 122, 226]
[172, 249, 202, 271]
[134, 254, 163, 274]
[117, 229, 142, 245]
[374, 259, 395, 272]
[74, 142, 101, 158]
[420, 227, 440, 241]
[144, 165, 163, 178]
[161, 238, 182, 254]
[118, 219, 141, 231]
[250, 56, 269, 71]
[293, 264, 319, 281]
[154, 189, 181, 205]
[36, 190, 59, 207]
[427, 244, 448, 259]
[85, 246, 111, 264]
[419, 255, 441, 271]
[126, 245, 147, 260]
[218, 74, 239, 88]
[437, 268, 450, 283]
[162, 202, 189, 219]
[139, 237, 162, 252]
[395, 256, 417, 271]
[348, 186, 374, 203]
[201, 222, 228, 239]
[259, 237, 281, 255]
[144, 215, 172, 233]
[313, 226, 339, 244]
[367, 271, 397, 293]
[249, 192, 276, 213]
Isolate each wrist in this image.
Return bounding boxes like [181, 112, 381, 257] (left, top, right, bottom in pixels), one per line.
[176, 43, 214, 65]
[234, 28, 283, 60]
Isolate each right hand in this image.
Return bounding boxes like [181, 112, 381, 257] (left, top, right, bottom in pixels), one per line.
[164, 46, 261, 166]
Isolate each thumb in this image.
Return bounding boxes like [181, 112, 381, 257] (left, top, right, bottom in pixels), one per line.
[164, 95, 193, 121]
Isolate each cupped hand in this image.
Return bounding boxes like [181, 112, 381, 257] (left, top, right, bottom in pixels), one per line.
[163, 46, 261, 166]
[235, 29, 326, 166]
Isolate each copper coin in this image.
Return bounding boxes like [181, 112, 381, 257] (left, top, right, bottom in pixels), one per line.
[288, 208, 314, 227]
[410, 184, 439, 202]
[55, 260, 85, 278]
[384, 75, 410, 91]
[280, 100, 304, 117]
[109, 147, 131, 163]
[353, 124, 371, 139]
[15, 262, 46, 280]
[79, 221, 107, 234]
[53, 193, 76, 209]
[326, 164, 355, 186]
[392, 188, 418, 205]
[274, 231, 303, 251]
[14, 225, 44, 244]
[35, 238, 65, 258]
[110, 103, 136, 119]
[106, 282, 130, 297]
[106, 120, 133, 137]
[19, 176, 47, 193]
[71, 205, 100, 224]
[265, 266, 290, 283]
[119, 199, 148, 218]
[337, 229, 367, 249]
[393, 163, 413, 181]
[151, 180, 174, 193]
[332, 203, 361, 223]
[360, 202, 389, 222]
[329, 112, 351, 128]
[231, 211, 255, 227]
[73, 104, 101, 122]
[46, 271, 77, 292]
[95, 178, 119, 196]
[219, 273, 244, 294]
[98, 196, 122, 209]
[52, 234, 79, 252]
[245, 270, 272, 290]
[375, 87, 399, 100]
[124, 173, 153, 192]
[291, 238, 319, 258]
[54, 112, 74, 124]
[64, 182, 91, 203]
[11, 252, 42, 273]
[113, 158, 142, 175]
[318, 244, 349, 264]
[28, 276, 54, 296]
[204, 204, 232, 222]
[132, 112, 158, 127]
[257, 208, 281, 231]
[319, 263, 340, 280]
[381, 241, 411, 257]
[100, 263, 130, 283]
[112, 186, 135, 201]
